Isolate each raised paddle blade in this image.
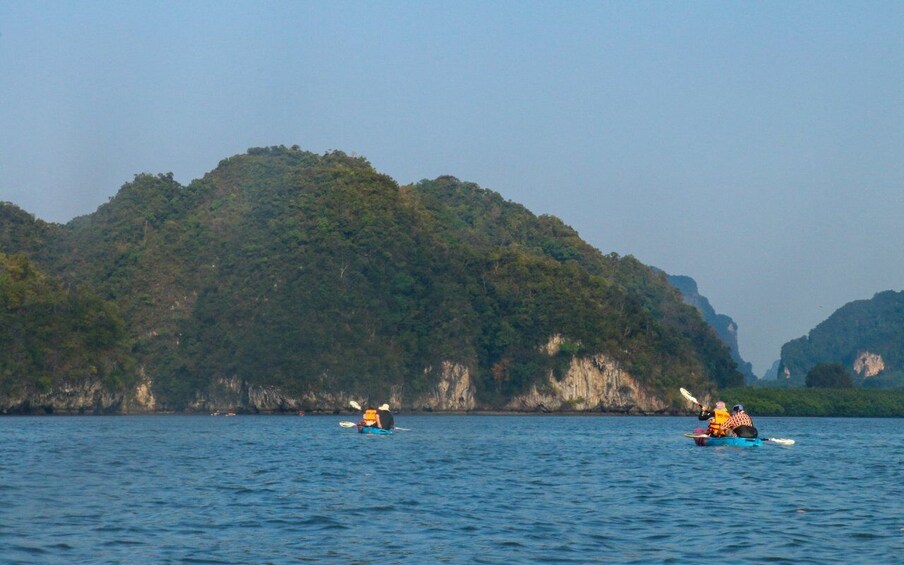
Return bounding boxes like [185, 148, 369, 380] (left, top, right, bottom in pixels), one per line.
[349, 400, 362, 411]
[679, 387, 700, 406]
[766, 438, 795, 445]
[339, 421, 357, 428]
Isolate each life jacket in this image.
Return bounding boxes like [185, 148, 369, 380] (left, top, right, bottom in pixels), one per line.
[707, 408, 730, 437]
[362, 408, 378, 426]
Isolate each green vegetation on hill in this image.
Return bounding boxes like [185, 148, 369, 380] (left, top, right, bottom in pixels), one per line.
[805, 363, 853, 388]
[409, 176, 742, 394]
[779, 291, 904, 387]
[0, 203, 59, 256]
[0, 253, 132, 396]
[1, 146, 742, 409]
[720, 387, 904, 417]
[667, 274, 756, 383]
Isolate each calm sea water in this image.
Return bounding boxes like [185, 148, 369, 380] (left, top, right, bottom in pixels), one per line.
[0, 415, 901, 564]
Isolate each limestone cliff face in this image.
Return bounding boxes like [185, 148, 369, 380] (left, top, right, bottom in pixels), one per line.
[186, 365, 477, 414]
[0, 379, 134, 415]
[0, 349, 661, 414]
[189, 376, 349, 413]
[0, 373, 162, 415]
[853, 351, 885, 379]
[507, 353, 667, 413]
[410, 361, 477, 411]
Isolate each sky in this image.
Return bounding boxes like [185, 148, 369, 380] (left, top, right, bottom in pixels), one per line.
[2, 1, 903, 376]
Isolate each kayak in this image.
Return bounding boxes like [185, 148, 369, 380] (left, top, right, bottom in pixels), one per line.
[679, 389, 794, 446]
[357, 424, 392, 435]
[686, 433, 761, 447]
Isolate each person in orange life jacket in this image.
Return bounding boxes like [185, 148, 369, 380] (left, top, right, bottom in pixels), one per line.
[359, 406, 379, 428]
[376, 404, 394, 430]
[697, 400, 731, 437]
[359, 403, 394, 430]
[719, 404, 758, 438]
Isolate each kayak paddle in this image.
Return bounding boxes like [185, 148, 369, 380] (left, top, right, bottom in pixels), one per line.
[679, 387, 702, 407]
[765, 437, 795, 445]
[349, 400, 362, 411]
[339, 421, 357, 428]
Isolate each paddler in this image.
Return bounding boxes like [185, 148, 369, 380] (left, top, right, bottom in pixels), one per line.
[719, 404, 758, 438]
[697, 400, 730, 437]
[359, 405, 379, 428]
[376, 403, 394, 430]
[358, 403, 394, 430]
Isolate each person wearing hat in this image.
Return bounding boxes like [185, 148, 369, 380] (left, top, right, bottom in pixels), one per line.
[719, 404, 758, 438]
[376, 403, 394, 430]
[697, 400, 731, 437]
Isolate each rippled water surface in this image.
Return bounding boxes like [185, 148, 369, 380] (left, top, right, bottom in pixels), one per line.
[1, 415, 901, 563]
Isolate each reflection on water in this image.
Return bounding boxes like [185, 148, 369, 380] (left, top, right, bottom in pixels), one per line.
[0, 415, 901, 563]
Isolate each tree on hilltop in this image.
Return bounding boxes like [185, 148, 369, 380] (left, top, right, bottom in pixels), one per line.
[805, 363, 853, 388]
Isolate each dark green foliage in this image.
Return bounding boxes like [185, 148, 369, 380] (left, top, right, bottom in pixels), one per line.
[720, 387, 904, 417]
[805, 363, 853, 388]
[2, 146, 742, 407]
[0, 253, 132, 396]
[860, 370, 904, 389]
[408, 177, 742, 392]
[667, 274, 756, 382]
[0, 202, 59, 257]
[779, 290, 904, 386]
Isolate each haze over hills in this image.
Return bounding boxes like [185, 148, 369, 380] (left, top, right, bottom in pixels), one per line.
[666, 274, 757, 383]
[778, 290, 904, 388]
[0, 146, 745, 413]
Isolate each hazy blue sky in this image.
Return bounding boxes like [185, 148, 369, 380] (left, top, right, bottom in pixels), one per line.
[2, 1, 903, 375]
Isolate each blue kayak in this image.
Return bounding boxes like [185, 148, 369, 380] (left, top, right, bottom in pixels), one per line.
[687, 434, 761, 447]
[357, 425, 393, 435]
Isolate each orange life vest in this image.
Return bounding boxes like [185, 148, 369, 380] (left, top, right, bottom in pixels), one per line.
[362, 408, 378, 426]
[707, 408, 730, 437]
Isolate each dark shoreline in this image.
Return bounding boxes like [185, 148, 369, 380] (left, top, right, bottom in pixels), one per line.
[2, 410, 900, 417]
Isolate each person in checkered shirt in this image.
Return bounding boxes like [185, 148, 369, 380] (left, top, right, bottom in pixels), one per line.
[718, 404, 759, 438]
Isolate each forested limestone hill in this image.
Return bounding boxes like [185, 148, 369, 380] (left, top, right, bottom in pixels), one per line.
[0, 252, 132, 404]
[0, 146, 742, 412]
[778, 290, 904, 388]
[667, 274, 756, 383]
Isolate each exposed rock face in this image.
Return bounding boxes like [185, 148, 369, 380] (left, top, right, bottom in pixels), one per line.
[0, 349, 662, 414]
[0, 372, 161, 415]
[507, 342, 668, 413]
[0, 380, 124, 415]
[185, 365, 479, 413]
[190, 376, 339, 413]
[133, 381, 157, 411]
[853, 351, 885, 379]
[412, 361, 477, 411]
[542, 334, 565, 356]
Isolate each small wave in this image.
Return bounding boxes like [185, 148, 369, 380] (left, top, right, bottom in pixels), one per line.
[46, 543, 74, 550]
[494, 539, 526, 548]
[178, 557, 234, 565]
[9, 545, 47, 555]
[295, 515, 350, 530]
[101, 539, 146, 547]
[849, 531, 885, 539]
